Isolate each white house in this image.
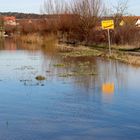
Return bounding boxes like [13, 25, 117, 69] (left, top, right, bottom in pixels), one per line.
[135, 19, 140, 27]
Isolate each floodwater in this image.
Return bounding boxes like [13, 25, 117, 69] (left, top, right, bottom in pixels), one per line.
[0, 39, 140, 140]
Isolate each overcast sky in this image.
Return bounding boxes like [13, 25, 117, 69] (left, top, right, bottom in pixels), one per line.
[0, 0, 139, 15]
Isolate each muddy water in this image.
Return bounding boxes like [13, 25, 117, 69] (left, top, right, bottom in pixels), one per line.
[0, 39, 140, 140]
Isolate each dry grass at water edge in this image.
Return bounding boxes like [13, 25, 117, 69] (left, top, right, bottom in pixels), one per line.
[15, 34, 140, 66]
[16, 34, 43, 44]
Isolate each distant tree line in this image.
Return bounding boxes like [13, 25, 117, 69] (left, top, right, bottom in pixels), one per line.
[0, 12, 47, 19]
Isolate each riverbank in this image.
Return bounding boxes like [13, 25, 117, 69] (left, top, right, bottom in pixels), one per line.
[7, 34, 140, 66]
[57, 43, 140, 66]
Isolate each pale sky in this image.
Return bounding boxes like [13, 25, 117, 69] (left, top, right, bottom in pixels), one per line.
[0, 0, 139, 15]
[105, 0, 140, 15]
[0, 0, 43, 13]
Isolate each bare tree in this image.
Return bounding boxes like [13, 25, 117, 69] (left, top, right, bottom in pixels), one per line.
[41, 0, 106, 43]
[113, 0, 129, 16]
[41, 0, 68, 15]
[72, 0, 104, 17]
[111, 0, 131, 45]
[111, 0, 129, 27]
[70, 0, 105, 42]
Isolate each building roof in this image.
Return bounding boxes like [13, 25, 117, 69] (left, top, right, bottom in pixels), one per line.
[4, 16, 16, 21]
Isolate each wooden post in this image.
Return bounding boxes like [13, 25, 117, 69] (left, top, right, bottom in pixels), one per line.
[107, 29, 111, 56]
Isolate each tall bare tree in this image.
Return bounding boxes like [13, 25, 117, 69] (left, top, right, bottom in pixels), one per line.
[41, 0, 68, 15]
[70, 0, 105, 42]
[111, 0, 130, 44]
[41, 0, 105, 43]
[111, 0, 129, 27]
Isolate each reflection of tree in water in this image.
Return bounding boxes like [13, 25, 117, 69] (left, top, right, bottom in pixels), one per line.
[41, 44, 61, 76]
[0, 38, 5, 50]
[0, 38, 41, 51]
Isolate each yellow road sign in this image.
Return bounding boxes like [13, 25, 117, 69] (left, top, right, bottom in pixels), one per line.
[102, 20, 114, 30]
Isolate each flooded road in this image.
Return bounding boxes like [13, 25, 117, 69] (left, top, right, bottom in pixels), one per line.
[0, 39, 140, 140]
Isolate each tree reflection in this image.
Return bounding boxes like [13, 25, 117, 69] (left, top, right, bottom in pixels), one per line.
[0, 38, 41, 51]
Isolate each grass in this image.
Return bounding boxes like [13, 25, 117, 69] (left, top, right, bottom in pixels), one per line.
[112, 44, 140, 51]
[110, 53, 140, 66]
[15, 33, 140, 66]
[15, 33, 59, 55]
[58, 71, 97, 78]
[16, 34, 43, 44]
[57, 43, 140, 66]
[58, 71, 97, 77]
[53, 63, 65, 67]
[16, 33, 58, 47]
[59, 46, 103, 58]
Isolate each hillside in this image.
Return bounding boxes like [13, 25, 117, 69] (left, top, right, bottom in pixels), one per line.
[0, 12, 46, 19]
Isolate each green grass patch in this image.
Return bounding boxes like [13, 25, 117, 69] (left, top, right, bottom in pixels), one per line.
[53, 63, 65, 67]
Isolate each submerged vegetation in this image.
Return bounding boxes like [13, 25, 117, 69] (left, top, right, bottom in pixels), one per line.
[35, 75, 46, 81]
[53, 63, 65, 67]
[58, 71, 97, 78]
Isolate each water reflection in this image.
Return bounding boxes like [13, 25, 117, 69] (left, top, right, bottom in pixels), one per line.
[0, 39, 140, 140]
[102, 82, 115, 94]
[0, 38, 129, 92]
[0, 38, 40, 51]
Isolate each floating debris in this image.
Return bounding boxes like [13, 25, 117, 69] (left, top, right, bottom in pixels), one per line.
[35, 75, 46, 81]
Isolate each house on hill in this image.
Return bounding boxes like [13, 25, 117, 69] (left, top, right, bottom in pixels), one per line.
[3, 16, 17, 36]
[4, 16, 16, 26]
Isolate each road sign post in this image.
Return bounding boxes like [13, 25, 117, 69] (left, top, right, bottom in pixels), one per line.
[107, 29, 111, 55]
[101, 20, 114, 56]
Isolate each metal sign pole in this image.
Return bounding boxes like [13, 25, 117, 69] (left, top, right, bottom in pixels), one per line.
[102, 20, 114, 56]
[107, 29, 111, 56]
